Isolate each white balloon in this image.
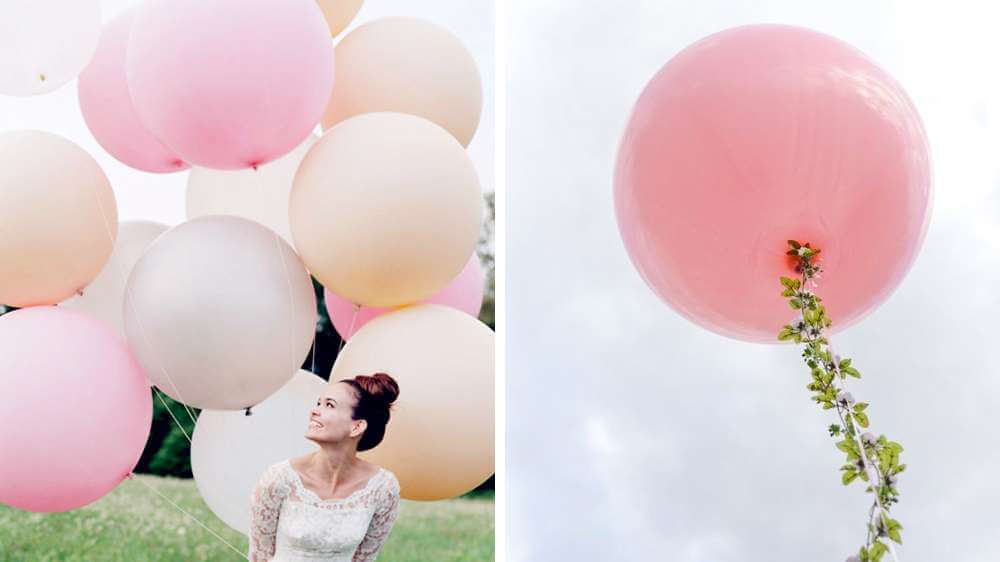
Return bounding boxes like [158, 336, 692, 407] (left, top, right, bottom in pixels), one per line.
[186, 135, 317, 245]
[192, 370, 324, 535]
[0, 0, 102, 96]
[124, 215, 317, 410]
[60, 221, 168, 338]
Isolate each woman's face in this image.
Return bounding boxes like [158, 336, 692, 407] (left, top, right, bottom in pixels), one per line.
[305, 382, 366, 444]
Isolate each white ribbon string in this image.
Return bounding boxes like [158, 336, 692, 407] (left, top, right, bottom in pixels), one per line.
[125, 473, 248, 560]
[827, 340, 900, 562]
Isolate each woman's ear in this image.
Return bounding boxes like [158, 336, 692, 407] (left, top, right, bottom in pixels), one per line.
[350, 418, 368, 439]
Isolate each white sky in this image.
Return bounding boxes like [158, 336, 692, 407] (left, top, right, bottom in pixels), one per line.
[507, 1, 1000, 560]
[0, 0, 494, 226]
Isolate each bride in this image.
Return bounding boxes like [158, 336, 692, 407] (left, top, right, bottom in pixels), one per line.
[248, 373, 401, 562]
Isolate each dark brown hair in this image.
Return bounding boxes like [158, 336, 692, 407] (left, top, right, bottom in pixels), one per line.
[339, 372, 399, 452]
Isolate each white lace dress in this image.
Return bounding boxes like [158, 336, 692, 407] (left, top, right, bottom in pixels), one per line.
[248, 459, 400, 562]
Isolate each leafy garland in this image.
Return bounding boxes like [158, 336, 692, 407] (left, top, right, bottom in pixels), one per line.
[777, 240, 905, 562]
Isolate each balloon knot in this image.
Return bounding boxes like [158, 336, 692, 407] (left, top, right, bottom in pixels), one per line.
[245, 407, 253, 416]
[38, 73, 46, 82]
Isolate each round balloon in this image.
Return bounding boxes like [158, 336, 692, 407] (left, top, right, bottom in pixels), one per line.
[330, 305, 493, 500]
[291, 112, 482, 308]
[316, 0, 363, 37]
[325, 255, 485, 339]
[192, 370, 323, 535]
[0, 0, 101, 96]
[61, 220, 168, 340]
[322, 17, 482, 146]
[186, 135, 317, 245]
[0, 307, 152, 512]
[614, 24, 932, 342]
[0, 130, 117, 307]
[126, 0, 334, 170]
[124, 216, 317, 410]
[78, 8, 188, 173]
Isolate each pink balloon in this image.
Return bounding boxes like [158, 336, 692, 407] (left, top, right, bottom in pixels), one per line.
[78, 9, 188, 174]
[125, 0, 334, 170]
[325, 256, 485, 339]
[0, 307, 152, 512]
[615, 25, 931, 342]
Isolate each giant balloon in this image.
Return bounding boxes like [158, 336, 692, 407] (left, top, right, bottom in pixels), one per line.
[124, 216, 317, 410]
[324, 255, 485, 339]
[614, 25, 932, 342]
[0, 307, 152, 512]
[291, 113, 482, 308]
[78, 8, 188, 173]
[0, 130, 117, 307]
[61, 220, 168, 339]
[186, 135, 317, 246]
[330, 305, 493, 500]
[126, 0, 334, 170]
[322, 17, 482, 146]
[0, 0, 101, 96]
[192, 370, 324, 535]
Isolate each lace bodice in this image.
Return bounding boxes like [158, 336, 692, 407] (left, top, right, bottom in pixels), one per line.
[248, 459, 400, 562]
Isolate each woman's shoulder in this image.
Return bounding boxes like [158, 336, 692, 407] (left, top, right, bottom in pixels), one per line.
[256, 459, 293, 489]
[374, 465, 400, 499]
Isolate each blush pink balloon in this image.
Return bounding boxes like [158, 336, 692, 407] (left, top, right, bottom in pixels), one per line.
[325, 256, 485, 339]
[615, 25, 932, 343]
[78, 8, 188, 173]
[125, 0, 334, 170]
[0, 307, 152, 512]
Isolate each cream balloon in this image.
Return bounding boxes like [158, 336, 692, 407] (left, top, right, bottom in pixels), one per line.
[322, 17, 483, 146]
[316, 0, 363, 37]
[61, 221, 167, 338]
[192, 369, 324, 535]
[330, 305, 494, 500]
[186, 135, 317, 245]
[291, 113, 482, 308]
[0, 0, 102, 96]
[0, 130, 117, 307]
[124, 216, 317, 410]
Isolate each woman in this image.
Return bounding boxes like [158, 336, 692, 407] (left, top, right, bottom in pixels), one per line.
[248, 373, 401, 562]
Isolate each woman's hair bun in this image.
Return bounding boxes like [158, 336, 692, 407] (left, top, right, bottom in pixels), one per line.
[354, 372, 399, 406]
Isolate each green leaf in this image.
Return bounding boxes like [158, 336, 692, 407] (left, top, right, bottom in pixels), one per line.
[855, 412, 869, 428]
[777, 327, 794, 341]
[853, 402, 869, 413]
[843, 366, 861, 378]
[842, 470, 858, 485]
[870, 541, 888, 562]
[789, 298, 803, 310]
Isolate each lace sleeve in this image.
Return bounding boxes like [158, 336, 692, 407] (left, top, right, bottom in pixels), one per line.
[352, 472, 401, 562]
[248, 463, 289, 562]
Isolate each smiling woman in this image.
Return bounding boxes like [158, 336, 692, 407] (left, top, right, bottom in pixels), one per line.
[248, 374, 401, 562]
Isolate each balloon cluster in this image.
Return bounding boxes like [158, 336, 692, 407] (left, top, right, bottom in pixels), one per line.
[0, 0, 493, 525]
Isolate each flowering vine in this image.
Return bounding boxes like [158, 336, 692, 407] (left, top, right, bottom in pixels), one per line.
[777, 240, 905, 562]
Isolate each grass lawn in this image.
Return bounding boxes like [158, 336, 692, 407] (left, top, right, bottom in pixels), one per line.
[0, 474, 493, 561]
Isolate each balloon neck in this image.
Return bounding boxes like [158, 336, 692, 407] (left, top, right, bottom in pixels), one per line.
[245, 407, 253, 416]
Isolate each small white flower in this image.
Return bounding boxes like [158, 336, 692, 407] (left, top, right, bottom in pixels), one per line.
[836, 391, 855, 405]
[861, 432, 877, 447]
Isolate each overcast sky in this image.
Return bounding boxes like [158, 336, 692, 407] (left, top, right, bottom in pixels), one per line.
[507, 1, 1000, 560]
[0, 0, 493, 226]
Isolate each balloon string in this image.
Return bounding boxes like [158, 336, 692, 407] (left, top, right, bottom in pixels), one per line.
[124, 473, 249, 560]
[338, 304, 362, 355]
[827, 339, 900, 562]
[153, 387, 192, 444]
[87, 180, 199, 428]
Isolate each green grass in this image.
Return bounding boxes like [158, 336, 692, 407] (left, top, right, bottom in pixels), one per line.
[0, 474, 493, 561]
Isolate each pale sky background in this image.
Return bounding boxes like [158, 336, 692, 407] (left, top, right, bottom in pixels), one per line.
[0, 0, 493, 226]
[508, 1, 1000, 561]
